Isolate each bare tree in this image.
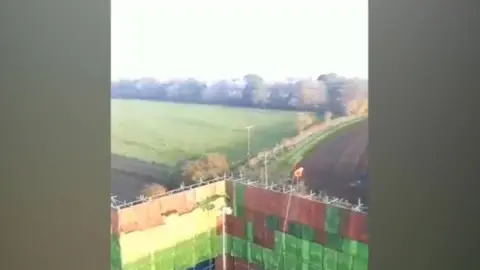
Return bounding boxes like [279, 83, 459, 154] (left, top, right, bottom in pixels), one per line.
[141, 183, 168, 197]
[172, 153, 230, 184]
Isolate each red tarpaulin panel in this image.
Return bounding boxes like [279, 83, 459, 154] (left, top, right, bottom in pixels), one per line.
[215, 255, 234, 270]
[110, 209, 119, 235]
[306, 200, 327, 231]
[252, 211, 266, 227]
[359, 213, 368, 243]
[252, 211, 266, 245]
[158, 192, 188, 215]
[216, 215, 223, 235]
[226, 215, 246, 238]
[244, 207, 256, 222]
[283, 194, 301, 221]
[262, 226, 276, 250]
[295, 196, 313, 225]
[145, 197, 165, 225]
[245, 186, 293, 218]
[117, 199, 165, 233]
[247, 262, 264, 270]
[243, 186, 265, 212]
[314, 229, 328, 245]
[251, 210, 275, 249]
[261, 190, 288, 216]
[234, 258, 263, 270]
[183, 189, 197, 213]
[340, 208, 352, 237]
[117, 206, 138, 234]
[278, 216, 289, 233]
[344, 211, 368, 243]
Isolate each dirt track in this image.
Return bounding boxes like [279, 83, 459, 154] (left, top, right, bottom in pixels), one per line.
[298, 119, 368, 204]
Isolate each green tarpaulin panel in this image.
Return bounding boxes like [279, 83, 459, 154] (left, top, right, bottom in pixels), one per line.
[233, 183, 246, 217]
[194, 236, 213, 264]
[110, 235, 122, 270]
[154, 248, 175, 270]
[284, 253, 302, 270]
[298, 239, 311, 262]
[337, 252, 354, 270]
[263, 248, 278, 270]
[353, 256, 368, 270]
[324, 206, 341, 234]
[212, 234, 224, 256]
[274, 231, 286, 254]
[301, 263, 311, 270]
[234, 202, 245, 218]
[284, 233, 298, 254]
[246, 222, 254, 242]
[195, 249, 213, 263]
[301, 224, 316, 241]
[357, 243, 369, 260]
[323, 247, 339, 270]
[174, 249, 196, 270]
[325, 232, 343, 251]
[231, 236, 247, 259]
[246, 242, 253, 261]
[123, 255, 152, 270]
[309, 242, 324, 267]
[194, 233, 211, 249]
[196, 230, 211, 241]
[249, 243, 264, 267]
[288, 222, 303, 238]
[234, 183, 246, 205]
[341, 238, 359, 257]
[176, 239, 195, 253]
[266, 215, 280, 231]
[175, 240, 196, 270]
[275, 252, 287, 270]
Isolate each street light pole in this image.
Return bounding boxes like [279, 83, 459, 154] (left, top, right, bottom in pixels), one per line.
[264, 153, 268, 186]
[244, 125, 255, 158]
[219, 206, 233, 270]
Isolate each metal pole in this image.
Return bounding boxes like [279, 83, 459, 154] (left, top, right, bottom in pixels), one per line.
[295, 176, 299, 192]
[222, 207, 226, 270]
[245, 125, 254, 158]
[248, 128, 251, 157]
[220, 206, 232, 270]
[264, 153, 268, 186]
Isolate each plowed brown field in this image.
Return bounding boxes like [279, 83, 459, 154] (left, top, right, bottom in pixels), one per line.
[111, 154, 171, 202]
[298, 119, 368, 204]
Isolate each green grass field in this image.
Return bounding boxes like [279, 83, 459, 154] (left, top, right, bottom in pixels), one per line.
[111, 99, 300, 166]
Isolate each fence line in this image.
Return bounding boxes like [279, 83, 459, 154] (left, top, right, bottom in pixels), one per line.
[111, 172, 367, 214]
[111, 174, 235, 209]
[229, 176, 367, 213]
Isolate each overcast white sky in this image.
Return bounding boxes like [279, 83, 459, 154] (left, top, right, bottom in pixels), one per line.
[111, 0, 368, 81]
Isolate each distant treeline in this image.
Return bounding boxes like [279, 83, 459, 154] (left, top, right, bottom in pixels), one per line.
[111, 73, 368, 116]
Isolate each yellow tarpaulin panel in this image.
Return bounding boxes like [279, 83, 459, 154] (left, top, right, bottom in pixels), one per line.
[214, 181, 226, 196]
[195, 183, 217, 203]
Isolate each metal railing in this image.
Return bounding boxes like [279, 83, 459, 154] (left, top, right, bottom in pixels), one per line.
[111, 174, 235, 209]
[111, 172, 367, 213]
[229, 175, 367, 213]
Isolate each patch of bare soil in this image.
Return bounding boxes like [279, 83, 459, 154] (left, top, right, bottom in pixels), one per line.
[110, 154, 171, 202]
[298, 120, 368, 204]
